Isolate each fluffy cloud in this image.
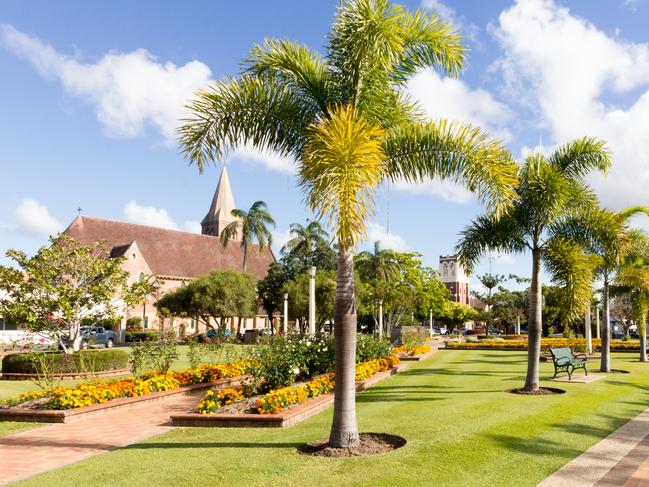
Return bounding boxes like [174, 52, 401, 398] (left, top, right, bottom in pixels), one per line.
[491, 0, 649, 210]
[123, 201, 178, 230]
[421, 0, 481, 45]
[392, 177, 473, 204]
[12, 198, 63, 238]
[0, 24, 212, 142]
[271, 228, 294, 254]
[230, 143, 297, 175]
[365, 223, 411, 252]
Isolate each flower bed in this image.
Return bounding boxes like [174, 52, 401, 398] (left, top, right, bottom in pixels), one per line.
[171, 356, 406, 428]
[394, 344, 432, 358]
[1, 359, 252, 411]
[446, 338, 642, 352]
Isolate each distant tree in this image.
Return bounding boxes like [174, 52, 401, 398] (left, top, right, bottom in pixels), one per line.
[220, 200, 275, 272]
[283, 270, 337, 332]
[281, 220, 333, 271]
[471, 273, 507, 335]
[156, 270, 257, 334]
[355, 241, 400, 283]
[0, 235, 139, 354]
[257, 262, 289, 326]
[491, 286, 527, 333]
[436, 301, 478, 329]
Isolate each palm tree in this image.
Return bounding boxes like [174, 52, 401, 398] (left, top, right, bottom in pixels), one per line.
[457, 140, 611, 392]
[220, 201, 275, 273]
[616, 233, 649, 362]
[356, 241, 400, 283]
[281, 220, 330, 267]
[179, 0, 518, 448]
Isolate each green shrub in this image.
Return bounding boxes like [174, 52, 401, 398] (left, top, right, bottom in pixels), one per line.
[125, 330, 159, 342]
[2, 350, 129, 374]
[356, 334, 392, 362]
[126, 317, 143, 329]
[128, 331, 178, 375]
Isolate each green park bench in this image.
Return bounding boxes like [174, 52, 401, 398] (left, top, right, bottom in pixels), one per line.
[550, 347, 588, 380]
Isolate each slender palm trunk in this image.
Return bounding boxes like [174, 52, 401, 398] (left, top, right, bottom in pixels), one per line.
[242, 242, 248, 273]
[600, 273, 611, 372]
[640, 317, 647, 362]
[329, 246, 359, 448]
[524, 247, 542, 391]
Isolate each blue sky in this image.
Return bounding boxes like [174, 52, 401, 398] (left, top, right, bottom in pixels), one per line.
[1, 0, 648, 291]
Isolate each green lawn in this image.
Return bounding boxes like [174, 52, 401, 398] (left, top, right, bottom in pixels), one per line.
[10, 350, 649, 487]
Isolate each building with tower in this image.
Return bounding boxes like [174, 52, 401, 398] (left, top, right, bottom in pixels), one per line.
[439, 254, 471, 306]
[62, 166, 274, 340]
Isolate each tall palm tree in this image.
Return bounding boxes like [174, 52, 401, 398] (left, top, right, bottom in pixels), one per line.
[281, 220, 330, 267]
[220, 201, 275, 273]
[356, 241, 400, 283]
[565, 206, 649, 371]
[615, 234, 649, 361]
[457, 141, 612, 392]
[179, 0, 518, 448]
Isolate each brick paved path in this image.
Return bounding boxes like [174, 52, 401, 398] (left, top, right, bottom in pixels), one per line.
[0, 393, 199, 485]
[594, 435, 649, 487]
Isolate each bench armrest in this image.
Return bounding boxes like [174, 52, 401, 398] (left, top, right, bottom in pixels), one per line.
[573, 352, 588, 360]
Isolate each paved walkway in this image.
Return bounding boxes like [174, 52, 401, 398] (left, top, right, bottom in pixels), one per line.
[539, 408, 649, 486]
[0, 393, 200, 485]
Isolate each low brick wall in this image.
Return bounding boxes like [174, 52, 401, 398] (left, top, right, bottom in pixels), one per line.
[171, 364, 408, 428]
[0, 376, 245, 423]
[399, 348, 437, 362]
[0, 367, 132, 381]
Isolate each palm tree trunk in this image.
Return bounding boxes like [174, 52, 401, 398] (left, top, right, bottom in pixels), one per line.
[329, 246, 360, 448]
[640, 317, 647, 362]
[600, 274, 611, 372]
[524, 248, 542, 391]
[242, 242, 248, 273]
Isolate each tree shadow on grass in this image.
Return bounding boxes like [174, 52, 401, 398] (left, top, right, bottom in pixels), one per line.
[484, 433, 582, 459]
[123, 441, 304, 450]
[405, 368, 515, 378]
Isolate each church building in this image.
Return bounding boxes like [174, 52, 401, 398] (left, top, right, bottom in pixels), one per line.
[439, 254, 471, 306]
[63, 166, 275, 340]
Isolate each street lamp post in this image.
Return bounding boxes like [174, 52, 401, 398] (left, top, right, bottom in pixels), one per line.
[585, 306, 592, 354]
[283, 293, 288, 335]
[308, 266, 316, 334]
[429, 308, 433, 337]
[378, 300, 383, 339]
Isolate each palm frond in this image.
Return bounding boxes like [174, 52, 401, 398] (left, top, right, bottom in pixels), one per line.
[384, 119, 518, 218]
[219, 221, 241, 247]
[178, 75, 315, 172]
[547, 136, 612, 179]
[299, 105, 387, 249]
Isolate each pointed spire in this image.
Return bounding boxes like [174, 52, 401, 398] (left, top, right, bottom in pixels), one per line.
[201, 166, 239, 237]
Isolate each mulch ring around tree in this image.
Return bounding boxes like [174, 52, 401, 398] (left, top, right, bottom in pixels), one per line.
[508, 387, 566, 395]
[298, 433, 406, 457]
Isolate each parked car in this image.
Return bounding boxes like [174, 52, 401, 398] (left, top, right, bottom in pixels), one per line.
[81, 326, 117, 348]
[487, 327, 503, 336]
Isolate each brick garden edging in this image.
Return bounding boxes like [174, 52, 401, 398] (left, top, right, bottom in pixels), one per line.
[399, 348, 437, 362]
[170, 363, 409, 428]
[0, 376, 245, 424]
[0, 367, 132, 381]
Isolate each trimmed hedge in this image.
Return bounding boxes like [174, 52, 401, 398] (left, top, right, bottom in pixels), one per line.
[125, 331, 159, 342]
[447, 338, 643, 352]
[2, 349, 129, 374]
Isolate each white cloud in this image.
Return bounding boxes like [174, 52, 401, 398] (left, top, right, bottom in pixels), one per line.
[182, 220, 202, 234]
[12, 198, 63, 238]
[123, 201, 178, 230]
[271, 228, 294, 254]
[494, 253, 517, 265]
[623, 0, 640, 12]
[230, 143, 297, 175]
[491, 0, 649, 210]
[407, 70, 513, 141]
[421, 0, 481, 45]
[366, 223, 411, 252]
[392, 177, 474, 204]
[0, 24, 212, 142]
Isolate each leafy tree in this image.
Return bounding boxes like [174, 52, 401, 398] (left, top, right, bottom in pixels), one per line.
[156, 270, 257, 334]
[220, 200, 275, 272]
[491, 286, 527, 333]
[283, 270, 337, 332]
[280, 220, 336, 275]
[131, 273, 162, 327]
[0, 235, 139, 354]
[257, 262, 289, 325]
[436, 301, 477, 328]
[458, 139, 612, 391]
[179, 0, 517, 447]
[356, 241, 400, 283]
[471, 273, 507, 334]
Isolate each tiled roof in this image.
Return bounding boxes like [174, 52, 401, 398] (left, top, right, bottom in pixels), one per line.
[64, 216, 274, 280]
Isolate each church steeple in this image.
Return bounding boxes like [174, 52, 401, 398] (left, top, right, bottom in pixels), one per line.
[201, 166, 239, 238]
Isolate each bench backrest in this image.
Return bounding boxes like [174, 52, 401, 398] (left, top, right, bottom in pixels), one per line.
[550, 347, 574, 361]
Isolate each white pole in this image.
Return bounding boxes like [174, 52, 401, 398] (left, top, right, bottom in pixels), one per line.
[595, 307, 600, 339]
[429, 309, 433, 337]
[585, 306, 592, 354]
[283, 293, 288, 335]
[308, 266, 316, 334]
[378, 300, 383, 339]
[515, 315, 520, 335]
